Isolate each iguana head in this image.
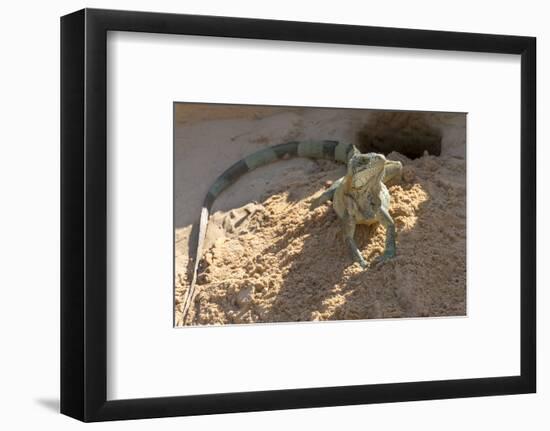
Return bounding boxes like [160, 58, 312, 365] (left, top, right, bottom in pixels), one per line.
[348, 152, 387, 189]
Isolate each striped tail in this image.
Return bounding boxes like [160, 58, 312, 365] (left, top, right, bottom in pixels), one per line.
[181, 140, 354, 323]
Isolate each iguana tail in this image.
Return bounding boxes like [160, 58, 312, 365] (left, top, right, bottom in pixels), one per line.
[181, 140, 355, 323]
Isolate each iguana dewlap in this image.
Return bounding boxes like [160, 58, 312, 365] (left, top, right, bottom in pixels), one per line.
[182, 140, 403, 321]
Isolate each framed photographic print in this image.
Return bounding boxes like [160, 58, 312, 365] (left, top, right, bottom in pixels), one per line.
[61, 8, 536, 422]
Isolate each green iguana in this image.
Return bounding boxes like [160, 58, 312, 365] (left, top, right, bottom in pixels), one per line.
[182, 140, 403, 321]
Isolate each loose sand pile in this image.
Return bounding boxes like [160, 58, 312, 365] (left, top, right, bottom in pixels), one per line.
[174, 105, 466, 326]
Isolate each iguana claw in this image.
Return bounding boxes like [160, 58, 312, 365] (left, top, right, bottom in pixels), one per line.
[309, 197, 323, 211]
[372, 252, 395, 267]
[358, 257, 369, 269]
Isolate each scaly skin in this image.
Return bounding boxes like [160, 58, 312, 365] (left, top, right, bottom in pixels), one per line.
[182, 140, 403, 322]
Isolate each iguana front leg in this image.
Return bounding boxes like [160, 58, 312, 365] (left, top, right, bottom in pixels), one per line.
[309, 177, 344, 210]
[342, 212, 368, 268]
[374, 207, 396, 263]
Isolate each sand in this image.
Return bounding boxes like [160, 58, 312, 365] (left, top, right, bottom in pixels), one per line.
[174, 105, 466, 326]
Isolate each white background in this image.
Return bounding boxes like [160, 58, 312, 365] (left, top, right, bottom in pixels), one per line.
[0, 0, 548, 429]
[108, 33, 520, 399]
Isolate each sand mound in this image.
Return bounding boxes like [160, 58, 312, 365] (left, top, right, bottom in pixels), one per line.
[175, 152, 466, 326]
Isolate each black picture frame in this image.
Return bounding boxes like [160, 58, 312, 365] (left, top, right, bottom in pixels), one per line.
[61, 8, 536, 422]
